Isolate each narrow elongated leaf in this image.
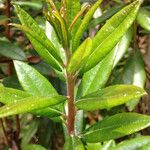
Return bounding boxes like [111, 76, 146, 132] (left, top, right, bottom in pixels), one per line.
[12, 1, 42, 10]
[137, 8, 150, 31]
[88, 5, 124, 29]
[113, 51, 146, 111]
[82, 0, 142, 72]
[112, 136, 150, 150]
[76, 85, 146, 111]
[14, 60, 57, 96]
[72, 0, 103, 51]
[63, 136, 85, 150]
[0, 86, 31, 104]
[64, 0, 81, 37]
[0, 87, 62, 118]
[0, 39, 26, 61]
[21, 120, 40, 147]
[14, 60, 64, 117]
[0, 95, 66, 118]
[77, 29, 132, 98]
[13, 5, 63, 71]
[11, 24, 63, 71]
[23, 144, 46, 150]
[80, 113, 150, 143]
[67, 38, 92, 74]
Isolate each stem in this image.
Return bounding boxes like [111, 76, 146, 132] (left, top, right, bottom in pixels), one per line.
[15, 115, 20, 139]
[66, 73, 76, 136]
[0, 119, 11, 147]
[5, 0, 11, 39]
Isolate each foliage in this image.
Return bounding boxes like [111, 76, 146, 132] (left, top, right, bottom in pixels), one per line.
[0, 0, 150, 149]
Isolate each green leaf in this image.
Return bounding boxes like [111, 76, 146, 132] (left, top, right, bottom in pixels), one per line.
[113, 28, 133, 68]
[112, 136, 150, 150]
[114, 51, 146, 111]
[12, 1, 42, 10]
[72, 0, 103, 51]
[63, 136, 85, 150]
[80, 113, 150, 143]
[11, 24, 63, 71]
[0, 39, 26, 61]
[14, 60, 64, 117]
[0, 86, 62, 118]
[86, 143, 102, 150]
[88, 5, 124, 29]
[82, 0, 142, 72]
[13, 5, 63, 71]
[76, 85, 146, 111]
[77, 29, 132, 98]
[137, 8, 150, 31]
[14, 60, 57, 96]
[64, 0, 81, 37]
[0, 95, 66, 118]
[23, 144, 46, 150]
[0, 86, 31, 104]
[67, 38, 92, 74]
[21, 120, 40, 147]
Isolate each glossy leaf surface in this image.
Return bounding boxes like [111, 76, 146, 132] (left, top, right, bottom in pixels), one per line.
[80, 113, 150, 143]
[67, 38, 92, 74]
[88, 5, 124, 29]
[72, 0, 103, 51]
[23, 144, 46, 150]
[14, 60, 57, 96]
[11, 23, 63, 71]
[14, 60, 63, 117]
[0, 95, 66, 118]
[137, 8, 150, 31]
[82, 0, 142, 72]
[64, 0, 81, 37]
[0, 86, 31, 104]
[63, 136, 85, 150]
[0, 39, 26, 61]
[76, 85, 146, 111]
[112, 136, 150, 150]
[77, 29, 132, 98]
[14, 5, 63, 71]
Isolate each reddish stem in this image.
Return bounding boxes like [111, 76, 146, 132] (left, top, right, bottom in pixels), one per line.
[5, 0, 11, 39]
[66, 73, 76, 135]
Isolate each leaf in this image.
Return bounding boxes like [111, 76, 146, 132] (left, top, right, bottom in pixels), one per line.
[77, 29, 132, 98]
[63, 0, 81, 37]
[80, 113, 150, 143]
[86, 143, 102, 150]
[63, 136, 85, 150]
[0, 39, 26, 61]
[21, 120, 40, 147]
[76, 85, 146, 111]
[23, 144, 46, 150]
[11, 24, 63, 71]
[0, 86, 31, 104]
[13, 5, 63, 71]
[12, 1, 42, 10]
[113, 27, 133, 67]
[72, 0, 103, 51]
[0, 95, 66, 118]
[14, 60, 64, 117]
[114, 51, 146, 111]
[0, 86, 62, 118]
[14, 60, 57, 96]
[112, 136, 150, 150]
[82, 0, 142, 72]
[67, 38, 92, 74]
[88, 5, 124, 29]
[137, 8, 150, 31]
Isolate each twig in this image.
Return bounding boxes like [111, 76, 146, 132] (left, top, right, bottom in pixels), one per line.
[5, 0, 11, 39]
